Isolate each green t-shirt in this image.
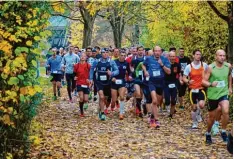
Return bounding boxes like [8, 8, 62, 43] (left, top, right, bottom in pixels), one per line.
[207, 62, 229, 100]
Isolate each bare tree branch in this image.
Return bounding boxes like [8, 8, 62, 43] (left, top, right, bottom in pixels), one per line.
[207, 1, 229, 22]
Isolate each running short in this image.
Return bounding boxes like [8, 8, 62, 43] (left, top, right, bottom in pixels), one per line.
[51, 73, 62, 82]
[189, 89, 206, 104]
[111, 81, 126, 90]
[178, 83, 187, 97]
[77, 85, 90, 94]
[148, 82, 163, 95]
[126, 81, 135, 95]
[208, 95, 229, 111]
[134, 78, 144, 86]
[164, 83, 177, 106]
[95, 81, 111, 97]
[143, 84, 152, 104]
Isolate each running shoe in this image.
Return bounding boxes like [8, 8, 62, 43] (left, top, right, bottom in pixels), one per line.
[119, 114, 124, 120]
[100, 112, 106, 121]
[150, 119, 156, 128]
[80, 114, 85, 117]
[155, 120, 160, 128]
[206, 133, 212, 145]
[104, 108, 109, 115]
[221, 131, 228, 142]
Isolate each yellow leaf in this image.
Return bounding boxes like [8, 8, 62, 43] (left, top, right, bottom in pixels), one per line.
[26, 40, 32, 46]
[34, 85, 42, 93]
[6, 153, 13, 159]
[2, 114, 11, 125]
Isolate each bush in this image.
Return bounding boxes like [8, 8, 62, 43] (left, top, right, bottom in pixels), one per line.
[0, 2, 52, 158]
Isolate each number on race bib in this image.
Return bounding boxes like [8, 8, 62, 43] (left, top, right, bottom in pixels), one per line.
[115, 79, 122, 84]
[81, 85, 88, 88]
[100, 75, 107, 81]
[191, 89, 199, 93]
[168, 84, 175, 88]
[153, 71, 160, 77]
[216, 81, 225, 88]
[146, 76, 149, 81]
[52, 71, 58, 74]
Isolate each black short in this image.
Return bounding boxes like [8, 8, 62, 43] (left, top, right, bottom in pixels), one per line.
[208, 95, 229, 111]
[51, 73, 62, 82]
[143, 84, 152, 104]
[95, 81, 111, 97]
[77, 85, 90, 94]
[111, 81, 125, 90]
[178, 83, 187, 97]
[189, 89, 206, 104]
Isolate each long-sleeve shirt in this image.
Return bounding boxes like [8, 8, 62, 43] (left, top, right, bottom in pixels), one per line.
[61, 53, 79, 74]
[46, 55, 63, 74]
[89, 57, 119, 80]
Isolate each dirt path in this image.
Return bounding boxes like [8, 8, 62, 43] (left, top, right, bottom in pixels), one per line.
[28, 88, 232, 159]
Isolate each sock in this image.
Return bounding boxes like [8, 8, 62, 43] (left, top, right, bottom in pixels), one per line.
[57, 88, 60, 96]
[116, 100, 119, 105]
[136, 98, 142, 111]
[79, 102, 84, 115]
[215, 121, 219, 125]
[191, 111, 197, 123]
[120, 101, 124, 115]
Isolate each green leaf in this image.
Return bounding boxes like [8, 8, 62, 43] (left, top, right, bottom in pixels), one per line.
[32, 60, 37, 67]
[20, 94, 25, 102]
[8, 77, 19, 85]
[34, 36, 41, 41]
[17, 75, 24, 80]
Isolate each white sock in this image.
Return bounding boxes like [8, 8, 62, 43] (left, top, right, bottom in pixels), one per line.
[120, 101, 124, 115]
[191, 111, 197, 122]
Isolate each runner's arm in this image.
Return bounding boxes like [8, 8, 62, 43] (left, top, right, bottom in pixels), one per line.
[202, 66, 212, 87]
[110, 60, 119, 77]
[89, 60, 97, 80]
[228, 63, 233, 94]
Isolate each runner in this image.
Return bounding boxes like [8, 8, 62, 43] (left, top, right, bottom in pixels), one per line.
[73, 53, 91, 117]
[142, 45, 171, 128]
[164, 51, 181, 118]
[89, 49, 119, 121]
[202, 49, 232, 144]
[111, 50, 131, 119]
[62, 45, 80, 103]
[131, 46, 146, 118]
[183, 49, 208, 128]
[46, 48, 63, 100]
[178, 48, 191, 109]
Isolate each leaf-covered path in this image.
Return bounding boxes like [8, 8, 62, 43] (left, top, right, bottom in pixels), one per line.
[28, 88, 232, 159]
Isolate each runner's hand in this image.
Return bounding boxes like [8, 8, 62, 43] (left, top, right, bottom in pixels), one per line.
[112, 78, 116, 82]
[107, 69, 112, 76]
[128, 76, 133, 81]
[188, 80, 194, 85]
[158, 58, 163, 66]
[211, 81, 218, 87]
[144, 71, 149, 77]
[180, 80, 184, 85]
[74, 76, 77, 80]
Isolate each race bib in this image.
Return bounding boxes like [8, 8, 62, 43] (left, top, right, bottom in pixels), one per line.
[52, 71, 58, 74]
[81, 85, 88, 88]
[115, 79, 122, 85]
[153, 71, 160, 77]
[168, 84, 175, 88]
[216, 81, 225, 88]
[191, 89, 199, 93]
[146, 76, 149, 81]
[138, 71, 143, 75]
[100, 75, 107, 81]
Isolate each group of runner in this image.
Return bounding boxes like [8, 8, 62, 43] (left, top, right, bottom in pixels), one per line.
[46, 45, 232, 145]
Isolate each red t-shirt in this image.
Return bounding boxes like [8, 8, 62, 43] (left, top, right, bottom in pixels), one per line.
[125, 56, 133, 81]
[73, 62, 91, 86]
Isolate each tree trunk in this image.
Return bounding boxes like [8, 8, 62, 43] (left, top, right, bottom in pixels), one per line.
[132, 24, 139, 46]
[227, 2, 233, 63]
[82, 21, 93, 48]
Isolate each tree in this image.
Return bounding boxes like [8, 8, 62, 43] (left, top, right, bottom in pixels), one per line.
[207, 1, 233, 63]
